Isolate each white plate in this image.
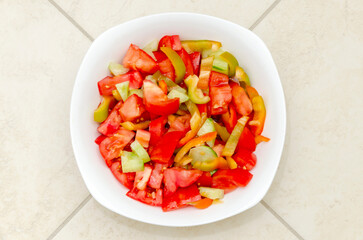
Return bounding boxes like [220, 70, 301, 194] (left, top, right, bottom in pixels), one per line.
[70, 12, 286, 227]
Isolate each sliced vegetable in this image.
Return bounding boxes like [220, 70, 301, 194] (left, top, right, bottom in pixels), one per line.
[158, 58, 175, 81]
[211, 168, 253, 193]
[249, 96, 266, 135]
[177, 48, 194, 78]
[112, 89, 122, 101]
[142, 39, 158, 60]
[160, 47, 186, 83]
[199, 187, 224, 199]
[212, 58, 229, 75]
[209, 71, 232, 115]
[123, 44, 158, 74]
[197, 118, 216, 147]
[189, 146, 219, 171]
[134, 165, 153, 190]
[226, 156, 238, 169]
[221, 104, 237, 133]
[219, 51, 239, 77]
[222, 116, 249, 157]
[233, 148, 257, 171]
[150, 131, 184, 164]
[127, 187, 162, 206]
[120, 121, 150, 131]
[162, 184, 201, 212]
[97, 101, 123, 136]
[98, 71, 143, 96]
[158, 35, 182, 51]
[198, 56, 214, 89]
[129, 89, 143, 98]
[185, 75, 210, 104]
[246, 86, 259, 100]
[116, 81, 129, 102]
[190, 52, 201, 75]
[110, 162, 135, 189]
[255, 135, 270, 144]
[181, 40, 222, 54]
[163, 167, 203, 196]
[94, 96, 114, 123]
[238, 127, 256, 152]
[108, 62, 129, 76]
[119, 94, 145, 122]
[189, 198, 213, 209]
[94, 135, 107, 145]
[213, 121, 230, 142]
[121, 151, 144, 173]
[131, 140, 150, 163]
[149, 115, 167, 146]
[231, 83, 253, 116]
[234, 66, 251, 86]
[158, 79, 168, 94]
[148, 163, 166, 189]
[168, 89, 189, 103]
[135, 129, 150, 148]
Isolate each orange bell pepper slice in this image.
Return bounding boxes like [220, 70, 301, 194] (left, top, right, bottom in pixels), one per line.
[189, 198, 213, 209]
[249, 96, 266, 135]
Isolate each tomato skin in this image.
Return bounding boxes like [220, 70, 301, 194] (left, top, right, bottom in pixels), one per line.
[98, 71, 143, 96]
[221, 104, 237, 133]
[162, 184, 202, 212]
[163, 167, 203, 196]
[177, 48, 194, 78]
[211, 168, 253, 193]
[95, 135, 107, 145]
[123, 44, 158, 74]
[143, 80, 179, 115]
[150, 131, 184, 164]
[158, 35, 182, 51]
[237, 127, 256, 152]
[127, 187, 163, 206]
[119, 94, 146, 122]
[110, 161, 135, 189]
[149, 115, 168, 147]
[158, 58, 175, 81]
[209, 72, 232, 115]
[189, 52, 201, 75]
[233, 148, 257, 171]
[99, 129, 135, 167]
[195, 172, 212, 187]
[168, 114, 191, 134]
[231, 83, 253, 116]
[97, 101, 123, 136]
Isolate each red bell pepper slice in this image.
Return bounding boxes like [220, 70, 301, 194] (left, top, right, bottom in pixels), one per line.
[97, 71, 143, 96]
[148, 115, 168, 147]
[143, 80, 179, 115]
[119, 94, 146, 122]
[97, 101, 123, 136]
[189, 52, 201, 75]
[177, 48, 194, 78]
[158, 58, 175, 81]
[209, 71, 232, 115]
[110, 161, 135, 189]
[122, 44, 158, 74]
[221, 104, 237, 133]
[233, 148, 257, 171]
[150, 131, 184, 164]
[231, 83, 253, 116]
[162, 184, 202, 212]
[163, 167, 203, 196]
[99, 129, 135, 167]
[127, 187, 163, 206]
[158, 35, 182, 51]
[211, 168, 253, 193]
[237, 127, 256, 152]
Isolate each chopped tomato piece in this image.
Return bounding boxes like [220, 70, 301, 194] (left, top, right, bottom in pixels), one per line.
[195, 171, 212, 187]
[211, 168, 253, 193]
[197, 103, 207, 115]
[149, 115, 168, 147]
[189, 52, 201, 75]
[127, 187, 163, 206]
[158, 79, 168, 94]
[134, 165, 153, 191]
[148, 163, 167, 189]
[233, 148, 257, 171]
[221, 104, 237, 133]
[152, 51, 167, 62]
[119, 94, 146, 122]
[231, 83, 253, 116]
[237, 127, 256, 152]
[168, 114, 191, 134]
[98, 71, 143, 96]
[97, 101, 123, 136]
[135, 129, 150, 148]
[94, 135, 107, 145]
[209, 72, 232, 115]
[163, 167, 203, 196]
[110, 161, 135, 189]
[150, 131, 184, 164]
[99, 129, 135, 167]
[123, 44, 158, 74]
[143, 80, 179, 115]
[158, 35, 182, 51]
[162, 184, 201, 211]
[158, 58, 175, 81]
[190, 198, 213, 209]
[177, 48, 194, 78]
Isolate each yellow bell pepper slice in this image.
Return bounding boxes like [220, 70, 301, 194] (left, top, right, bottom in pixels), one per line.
[181, 40, 222, 54]
[235, 66, 251, 86]
[160, 47, 186, 84]
[222, 116, 249, 157]
[94, 96, 114, 123]
[120, 121, 150, 131]
[213, 121, 230, 142]
[219, 51, 239, 77]
[249, 96, 266, 135]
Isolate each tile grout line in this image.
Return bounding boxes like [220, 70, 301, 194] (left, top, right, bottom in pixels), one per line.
[48, 0, 94, 41]
[261, 200, 305, 240]
[46, 194, 92, 240]
[249, 0, 282, 30]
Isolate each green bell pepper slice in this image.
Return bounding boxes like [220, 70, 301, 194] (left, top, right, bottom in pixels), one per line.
[219, 51, 239, 77]
[222, 116, 249, 157]
[235, 66, 251, 86]
[160, 47, 186, 84]
[184, 75, 210, 104]
[181, 40, 222, 54]
[94, 96, 113, 123]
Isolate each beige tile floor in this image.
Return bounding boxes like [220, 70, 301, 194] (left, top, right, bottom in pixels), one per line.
[0, 0, 362, 239]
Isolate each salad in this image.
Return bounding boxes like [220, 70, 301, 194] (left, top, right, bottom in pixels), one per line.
[93, 35, 269, 211]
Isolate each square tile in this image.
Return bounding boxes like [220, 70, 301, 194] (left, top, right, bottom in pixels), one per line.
[0, 1, 91, 239]
[253, 0, 363, 239]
